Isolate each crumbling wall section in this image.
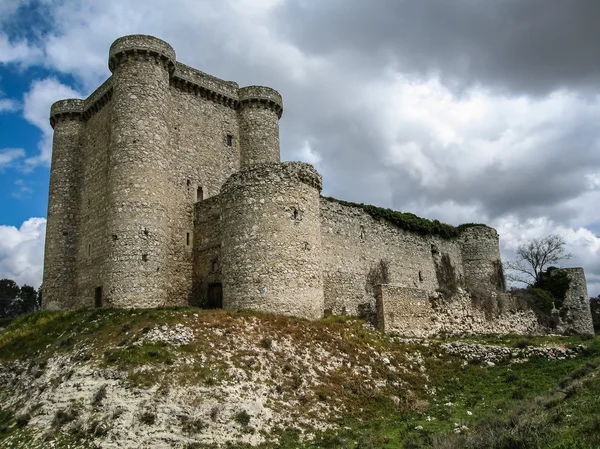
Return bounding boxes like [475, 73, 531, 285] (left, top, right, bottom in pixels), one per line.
[553, 268, 594, 335]
[376, 285, 542, 337]
[319, 199, 464, 319]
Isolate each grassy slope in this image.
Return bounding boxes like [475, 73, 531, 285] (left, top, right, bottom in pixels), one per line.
[0, 308, 598, 448]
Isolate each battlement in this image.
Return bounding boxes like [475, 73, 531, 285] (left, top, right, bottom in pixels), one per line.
[222, 162, 322, 195]
[108, 34, 176, 74]
[238, 86, 284, 118]
[49, 99, 84, 128]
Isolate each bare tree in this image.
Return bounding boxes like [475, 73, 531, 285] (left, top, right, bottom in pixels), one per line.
[504, 234, 573, 286]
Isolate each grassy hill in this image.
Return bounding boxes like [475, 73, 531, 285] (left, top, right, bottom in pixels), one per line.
[0, 308, 598, 448]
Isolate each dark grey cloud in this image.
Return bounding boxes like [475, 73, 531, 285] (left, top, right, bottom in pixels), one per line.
[274, 0, 600, 96]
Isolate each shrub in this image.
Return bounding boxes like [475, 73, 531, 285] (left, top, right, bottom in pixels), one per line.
[259, 337, 272, 350]
[515, 339, 533, 349]
[234, 410, 251, 427]
[52, 405, 79, 429]
[92, 384, 107, 407]
[530, 288, 556, 314]
[140, 412, 156, 425]
[534, 268, 571, 309]
[15, 412, 30, 427]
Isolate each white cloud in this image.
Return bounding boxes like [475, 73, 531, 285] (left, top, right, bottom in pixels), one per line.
[11, 179, 33, 199]
[22, 77, 80, 167]
[0, 217, 46, 288]
[0, 148, 25, 168]
[0, 33, 43, 66]
[495, 215, 600, 297]
[0, 97, 18, 112]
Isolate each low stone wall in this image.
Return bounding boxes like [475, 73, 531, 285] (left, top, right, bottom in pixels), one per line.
[376, 284, 543, 337]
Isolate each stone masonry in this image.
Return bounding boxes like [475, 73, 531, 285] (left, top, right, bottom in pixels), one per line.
[43, 35, 594, 336]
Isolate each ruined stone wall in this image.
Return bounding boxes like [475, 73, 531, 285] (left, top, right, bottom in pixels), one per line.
[221, 163, 324, 319]
[554, 268, 594, 335]
[459, 226, 504, 292]
[192, 195, 222, 307]
[319, 199, 465, 318]
[376, 285, 542, 337]
[43, 100, 85, 310]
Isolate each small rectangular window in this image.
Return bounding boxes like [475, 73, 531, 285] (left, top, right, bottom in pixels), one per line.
[186, 232, 191, 246]
[226, 134, 233, 146]
[95, 286, 102, 308]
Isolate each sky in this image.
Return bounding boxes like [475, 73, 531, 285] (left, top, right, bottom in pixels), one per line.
[0, 0, 599, 296]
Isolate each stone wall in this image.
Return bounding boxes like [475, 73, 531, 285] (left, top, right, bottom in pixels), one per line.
[165, 83, 240, 305]
[75, 103, 111, 307]
[376, 285, 543, 337]
[319, 199, 465, 319]
[459, 226, 505, 292]
[220, 162, 324, 319]
[192, 195, 222, 307]
[553, 268, 594, 335]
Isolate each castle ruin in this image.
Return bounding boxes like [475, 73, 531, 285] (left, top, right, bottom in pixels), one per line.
[43, 35, 594, 336]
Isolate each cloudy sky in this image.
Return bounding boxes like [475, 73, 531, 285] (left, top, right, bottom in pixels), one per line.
[0, 0, 599, 295]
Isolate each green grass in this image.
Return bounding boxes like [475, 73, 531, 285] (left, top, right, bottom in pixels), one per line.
[0, 308, 599, 448]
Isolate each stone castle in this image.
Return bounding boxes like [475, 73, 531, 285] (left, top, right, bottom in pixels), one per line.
[43, 35, 594, 336]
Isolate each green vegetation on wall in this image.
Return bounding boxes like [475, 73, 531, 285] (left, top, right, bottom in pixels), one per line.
[322, 196, 488, 239]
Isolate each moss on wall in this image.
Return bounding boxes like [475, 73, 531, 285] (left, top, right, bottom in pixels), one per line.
[321, 196, 489, 239]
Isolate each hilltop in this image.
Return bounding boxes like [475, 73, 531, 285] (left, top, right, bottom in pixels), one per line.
[0, 308, 599, 448]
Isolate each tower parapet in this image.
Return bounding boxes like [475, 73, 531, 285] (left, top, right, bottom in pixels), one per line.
[104, 35, 174, 307]
[238, 86, 283, 166]
[220, 162, 324, 319]
[43, 99, 85, 310]
[108, 34, 175, 74]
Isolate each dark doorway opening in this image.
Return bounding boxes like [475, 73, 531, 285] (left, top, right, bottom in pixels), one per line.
[206, 283, 223, 309]
[95, 286, 103, 308]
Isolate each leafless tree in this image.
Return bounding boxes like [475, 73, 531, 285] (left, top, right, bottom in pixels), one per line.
[504, 234, 573, 286]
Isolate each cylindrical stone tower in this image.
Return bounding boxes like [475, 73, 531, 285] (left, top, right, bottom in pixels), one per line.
[556, 268, 594, 335]
[238, 86, 283, 166]
[104, 35, 175, 307]
[43, 100, 85, 310]
[459, 226, 505, 292]
[220, 162, 324, 319]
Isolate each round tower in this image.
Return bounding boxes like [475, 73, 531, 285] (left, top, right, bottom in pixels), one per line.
[220, 162, 324, 319]
[237, 86, 283, 166]
[104, 35, 175, 307]
[43, 99, 85, 310]
[459, 225, 505, 292]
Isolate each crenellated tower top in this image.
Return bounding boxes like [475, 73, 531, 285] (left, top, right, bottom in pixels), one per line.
[49, 99, 85, 128]
[238, 85, 283, 119]
[108, 34, 176, 75]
